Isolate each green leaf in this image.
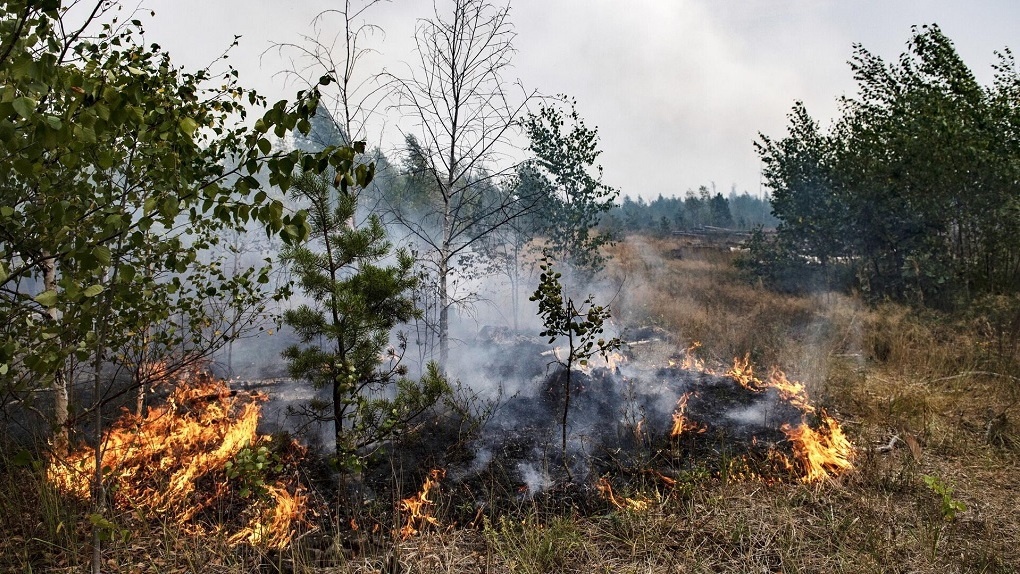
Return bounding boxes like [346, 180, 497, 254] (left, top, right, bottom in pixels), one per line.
[11, 449, 31, 467]
[93, 245, 111, 266]
[179, 117, 198, 136]
[12, 97, 36, 119]
[34, 290, 58, 308]
[83, 284, 104, 298]
[257, 137, 271, 155]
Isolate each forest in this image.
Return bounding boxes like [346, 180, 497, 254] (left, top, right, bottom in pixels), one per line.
[1, 2, 1018, 573]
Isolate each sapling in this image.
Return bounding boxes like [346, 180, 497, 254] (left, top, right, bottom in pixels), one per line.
[530, 253, 621, 477]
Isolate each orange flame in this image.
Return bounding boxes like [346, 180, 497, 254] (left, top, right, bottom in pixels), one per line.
[47, 374, 306, 548]
[781, 411, 854, 483]
[229, 486, 307, 549]
[595, 477, 649, 511]
[670, 392, 705, 437]
[398, 468, 445, 538]
[726, 355, 814, 413]
[669, 347, 855, 483]
[675, 341, 706, 371]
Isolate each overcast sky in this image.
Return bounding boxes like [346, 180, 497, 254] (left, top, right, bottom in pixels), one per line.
[143, 0, 1019, 201]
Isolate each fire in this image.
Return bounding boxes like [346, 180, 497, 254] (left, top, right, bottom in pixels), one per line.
[675, 341, 706, 371]
[726, 355, 814, 413]
[595, 477, 649, 511]
[670, 347, 855, 484]
[229, 486, 307, 548]
[603, 350, 627, 371]
[781, 411, 854, 483]
[47, 372, 307, 548]
[670, 392, 705, 437]
[398, 468, 445, 538]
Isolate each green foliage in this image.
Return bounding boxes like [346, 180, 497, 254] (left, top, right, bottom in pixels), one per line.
[530, 253, 621, 467]
[522, 96, 618, 275]
[281, 170, 448, 467]
[0, 3, 364, 432]
[224, 443, 282, 500]
[754, 24, 1020, 306]
[922, 474, 967, 521]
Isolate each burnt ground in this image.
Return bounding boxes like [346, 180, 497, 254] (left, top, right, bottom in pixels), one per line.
[346, 329, 835, 530]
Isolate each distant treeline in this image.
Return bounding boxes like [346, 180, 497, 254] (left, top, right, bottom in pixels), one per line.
[601, 187, 779, 235]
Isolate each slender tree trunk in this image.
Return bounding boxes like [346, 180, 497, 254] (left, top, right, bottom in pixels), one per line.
[92, 349, 105, 574]
[438, 256, 450, 368]
[90, 262, 115, 574]
[439, 190, 453, 368]
[41, 253, 69, 458]
[562, 318, 573, 479]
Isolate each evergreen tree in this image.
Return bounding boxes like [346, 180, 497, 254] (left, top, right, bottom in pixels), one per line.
[281, 166, 447, 469]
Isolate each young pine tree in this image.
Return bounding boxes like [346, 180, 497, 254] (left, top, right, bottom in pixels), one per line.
[282, 168, 447, 470]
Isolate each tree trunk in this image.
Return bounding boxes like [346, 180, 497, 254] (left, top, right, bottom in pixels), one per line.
[41, 253, 68, 458]
[439, 189, 453, 368]
[438, 257, 450, 368]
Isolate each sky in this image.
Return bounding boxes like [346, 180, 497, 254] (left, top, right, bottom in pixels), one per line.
[142, 0, 1020, 201]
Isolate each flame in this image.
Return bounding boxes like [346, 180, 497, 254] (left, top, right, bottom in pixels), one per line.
[675, 341, 706, 371]
[726, 354, 761, 391]
[781, 411, 854, 483]
[595, 477, 649, 511]
[726, 355, 813, 413]
[668, 347, 855, 483]
[47, 373, 306, 548]
[603, 351, 627, 371]
[229, 486, 307, 549]
[670, 392, 705, 437]
[398, 468, 445, 538]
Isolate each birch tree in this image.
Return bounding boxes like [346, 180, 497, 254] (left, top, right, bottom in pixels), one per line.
[388, 0, 539, 367]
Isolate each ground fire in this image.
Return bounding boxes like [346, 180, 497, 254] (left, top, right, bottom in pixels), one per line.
[398, 468, 446, 538]
[47, 370, 307, 549]
[665, 347, 856, 484]
[45, 333, 855, 552]
[457, 331, 856, 498]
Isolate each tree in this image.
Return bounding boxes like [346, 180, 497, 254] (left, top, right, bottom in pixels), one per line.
[387, 0, 539, 367]
[0, 3, 363, 570]
[281, 168, 448, 470]
[530, 253, 620, 476]
[271, 0, 390, 149]
[754, 25, 1020, 304]
[756, 102, 848, 266]
[522, 97, 619, 275]
[709, 192, 733, 228]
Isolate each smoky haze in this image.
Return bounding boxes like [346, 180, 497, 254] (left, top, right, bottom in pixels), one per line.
[143, 0, 1020, 202]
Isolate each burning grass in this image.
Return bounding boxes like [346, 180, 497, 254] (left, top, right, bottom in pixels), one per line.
[46, 371, 308, 550]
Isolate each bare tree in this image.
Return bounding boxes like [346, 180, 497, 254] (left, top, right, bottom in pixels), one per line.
[270, 0, 392, 148]
[387, 0, 539, 367]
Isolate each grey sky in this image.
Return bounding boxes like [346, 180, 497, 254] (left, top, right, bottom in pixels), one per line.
[143, 1, 1019, 200]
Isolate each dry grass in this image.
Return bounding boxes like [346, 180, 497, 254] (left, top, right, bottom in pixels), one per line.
[3, 234, 1019, 573]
